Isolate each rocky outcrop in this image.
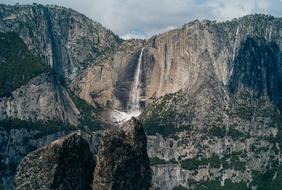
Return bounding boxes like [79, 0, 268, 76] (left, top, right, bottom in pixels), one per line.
[0, 73, 80, 126]
[0, 4, 121, 81]
[15, 131, 101, 190]
[93, 117, 152, 190]
[14, 118, 152, 190]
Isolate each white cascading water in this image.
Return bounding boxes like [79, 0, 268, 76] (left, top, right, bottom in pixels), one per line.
[109, 48, 144, 124]
[127, 47, 144, 115]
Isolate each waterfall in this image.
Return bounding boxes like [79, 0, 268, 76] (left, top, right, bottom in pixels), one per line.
[109, 48, 144, 124]
[127, 48, 144, 115]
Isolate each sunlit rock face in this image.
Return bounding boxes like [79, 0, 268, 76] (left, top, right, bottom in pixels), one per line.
[71, 15, 282, 115]
[142, 15, 282, 101]
[70, 40, 144, 110]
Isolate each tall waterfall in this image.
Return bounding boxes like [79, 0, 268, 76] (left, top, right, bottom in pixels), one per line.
[109, 48, 144, 124]
[127, 48, 144, 115]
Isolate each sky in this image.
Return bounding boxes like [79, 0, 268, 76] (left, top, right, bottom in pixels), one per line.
[2, 0, 282, 39]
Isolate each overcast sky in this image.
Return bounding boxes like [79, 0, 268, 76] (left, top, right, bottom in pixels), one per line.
[2, 0, 282, 39]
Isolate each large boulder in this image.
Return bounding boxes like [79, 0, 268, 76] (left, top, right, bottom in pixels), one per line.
[93, 117, 152, 190]
[15, 132, 99, 190]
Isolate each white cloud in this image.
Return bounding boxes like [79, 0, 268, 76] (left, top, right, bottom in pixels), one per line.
[2, 0, 282, 38]
[207, 0, 256, 20]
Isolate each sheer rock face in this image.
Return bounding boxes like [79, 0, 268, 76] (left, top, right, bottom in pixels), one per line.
[146, 15, 282, 101]
[0, 73, 80, 125]
[93, 118, 152, 190]
[70, 40, 144, 109]
[70, 15, 282, 113]
[0, 4, 120, 81]
[15, 132, 101, 190]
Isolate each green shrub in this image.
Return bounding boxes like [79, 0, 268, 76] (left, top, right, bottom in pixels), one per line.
[233, 102, 255, 121]
[143, 123, 187, 137]
[150, 157, 167, 166]
[251, 167, 282, 190]
[172, 185, 188, 190]
[188, 179, 248, 190]
[209, 155, 221, 168]
[181, 154, 222, 170]
[181, 158, 207, 170]
[223, 180, 248, 190]
[227, 126, 245, 139]
[221, 151, 246, 171]
[149, 157, 177, 166]
[210, 127, 226, 138]
[0, 118, 67, 135]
